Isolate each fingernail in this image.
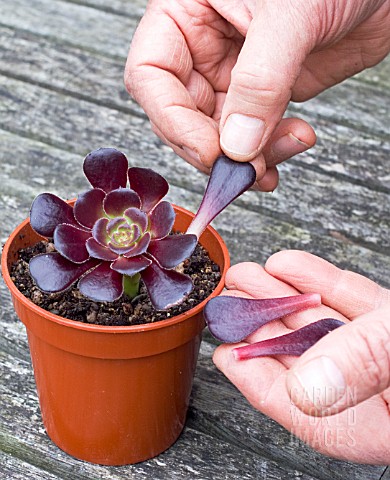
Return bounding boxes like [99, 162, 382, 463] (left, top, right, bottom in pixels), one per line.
[272, 133, 310, 161]
[221, 114, 265, 158]
[287, 356, 346, 411]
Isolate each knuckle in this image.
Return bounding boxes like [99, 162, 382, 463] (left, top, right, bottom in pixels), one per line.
[230, 64, 291, 108]
[351, 319, 390, 392]
[123, 66, 138, 97]
[124, 67, 161, 105]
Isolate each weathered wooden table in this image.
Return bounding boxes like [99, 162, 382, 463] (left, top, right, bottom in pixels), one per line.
[1, 0, 389, 478]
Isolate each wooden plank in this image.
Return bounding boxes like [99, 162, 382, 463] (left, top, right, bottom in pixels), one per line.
[1, 315, 385, 480]
[0, 317, 385, 480]
[0, 0, 389, 139]
[0, 0, 389, 477]
[2, 0, 390, 91]
[291, 126, 390, 193]
[245, 161, 390, 252]
[0, 0, 137, 58]
[1, 128, 390, 289]
[0, 452, 62, 480]
[356, 60, 390, 90]
[380, 467, 390, 480]
[0, 76, 389, 268]
[289, 78, 390, 140]
[0, 25, 143, 116]
[65, 0, 147, 17]
[0, 343, 320, 480]
[0, 25, 389, 194]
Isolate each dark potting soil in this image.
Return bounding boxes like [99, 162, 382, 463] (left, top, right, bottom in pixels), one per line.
[10, 240, 221, 326]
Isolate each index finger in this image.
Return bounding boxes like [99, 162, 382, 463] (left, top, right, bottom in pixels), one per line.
[265, 250, 390, 319]
[124, 8, 221, 166]
[224, 262, 348, 332]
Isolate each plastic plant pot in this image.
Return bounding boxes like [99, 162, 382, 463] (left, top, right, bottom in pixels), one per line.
[2, 204, 229, 465]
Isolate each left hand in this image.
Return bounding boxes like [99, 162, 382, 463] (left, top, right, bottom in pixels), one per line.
[213, 250, 390, 464]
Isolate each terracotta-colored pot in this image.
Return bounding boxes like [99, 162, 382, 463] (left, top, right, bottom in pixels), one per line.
[2, 205, 229, 465]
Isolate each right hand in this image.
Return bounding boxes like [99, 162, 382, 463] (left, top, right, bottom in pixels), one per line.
[125, 0, 390, 190]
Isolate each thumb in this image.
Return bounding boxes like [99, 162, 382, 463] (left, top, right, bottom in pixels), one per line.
[220, 3, 316, 161]
[286, 305, 390, 416]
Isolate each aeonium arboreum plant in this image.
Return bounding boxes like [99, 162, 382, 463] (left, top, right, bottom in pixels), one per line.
[29, 149, 256, 311]
[29, 148, 199, 311]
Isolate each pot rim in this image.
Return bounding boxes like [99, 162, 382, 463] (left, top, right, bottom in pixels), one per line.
[2, 204, 229, 334]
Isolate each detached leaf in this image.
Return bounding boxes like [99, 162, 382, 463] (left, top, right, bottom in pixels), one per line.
[30, 193, 78, 237]
[204, 293, 322, 343]
[233, 318, 345, 360]
[78, 262, 123, 302]
[148, 234, 197, 269]
[141, 261, 193, 310]
[29, 253, 98, 293]
[83, 148, 128, 192]
[128, 167, 169, 213]
[187, 155, 256, 238]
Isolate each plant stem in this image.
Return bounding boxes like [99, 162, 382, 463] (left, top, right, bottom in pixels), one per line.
[123, 273, 141, 299]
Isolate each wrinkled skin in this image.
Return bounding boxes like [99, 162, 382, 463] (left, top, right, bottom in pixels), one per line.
[213, 251, 390, 464]
[125, 0, 390, 190]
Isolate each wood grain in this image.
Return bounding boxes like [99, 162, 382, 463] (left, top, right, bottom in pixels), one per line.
[0, 0, 389, 477]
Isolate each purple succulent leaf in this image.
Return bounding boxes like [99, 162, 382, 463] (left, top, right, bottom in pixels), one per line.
[73, 188, 106, 229]
[30, 193, 78, 238]
[107, 225, 142, 255]
[29, 253, 98, 293]
[148, 234, 197, 269]
[92, 217, 110, 246]
[111, 223, 137, 242]
[86, 237, 119, 261]
[149, 201, 175, 239]
[141, 260, 193, 310]
[111, 255, 152, 275]
[103, 188, 141, 217]
[107, 217, 127, 237]
[233, 318, 345, 360]
[78, 262, 123, 302]
[108, 241, 139, 256]
[123, 207, 148, 232]
[83, 148, 128, 193]
[187, 155, 256, 238]
[123, 232, 151, 258]
[204, 293, 322, 343]
[111, 224, 140, 247]
[53, 224, 91, 263]
[128, 167, 169, 213]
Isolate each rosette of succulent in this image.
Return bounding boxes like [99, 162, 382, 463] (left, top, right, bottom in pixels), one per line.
[28, 148, 256, 311]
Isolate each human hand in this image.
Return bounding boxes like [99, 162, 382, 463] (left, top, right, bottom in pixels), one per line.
[125, 0, 390, 190]
[213, 251, 390, 463]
